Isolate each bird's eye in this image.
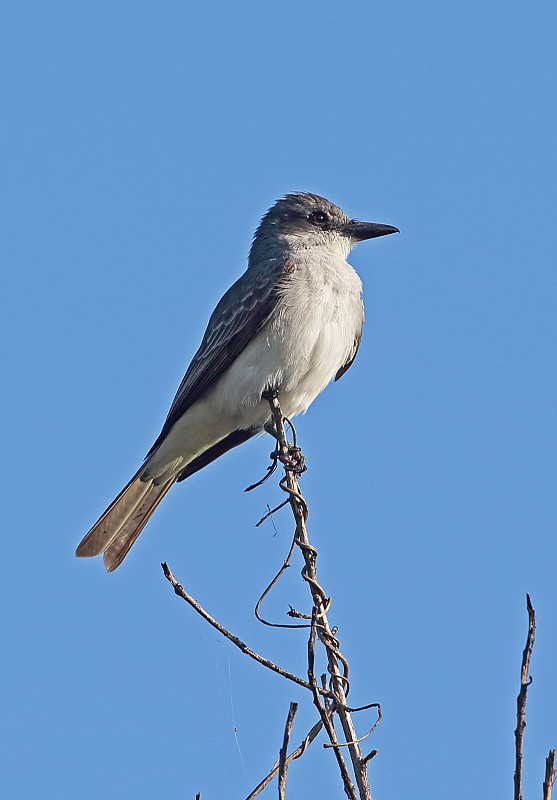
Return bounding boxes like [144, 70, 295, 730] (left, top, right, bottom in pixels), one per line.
[309, 211, 328, 225]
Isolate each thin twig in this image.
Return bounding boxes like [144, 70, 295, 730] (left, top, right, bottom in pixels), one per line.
[514, 593, 536, 800]
[256, 499, 289, 526]
[362, 750, 378, 767]
[278, 702, 298, 800]
[244, 719, 323, 800]
[544, 750, 556, 800]
[161, 562, 333, 698]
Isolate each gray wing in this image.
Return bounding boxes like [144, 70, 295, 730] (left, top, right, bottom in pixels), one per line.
[147, 261, 285, 456]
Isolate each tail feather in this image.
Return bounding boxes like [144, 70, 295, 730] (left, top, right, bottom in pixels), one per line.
[77, 426, 257, 571]
[76, 469, 175, 571]
[103, 478, 175, 572]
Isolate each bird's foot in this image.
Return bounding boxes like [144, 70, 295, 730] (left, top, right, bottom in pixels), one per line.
[261, 388, 280, 402]
[264, 415, 306, 475]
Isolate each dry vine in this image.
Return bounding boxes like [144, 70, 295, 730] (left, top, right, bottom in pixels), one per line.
[162, 402, 557, 799]
[262, 391, 379, 799]
[162, 392, 380, 799]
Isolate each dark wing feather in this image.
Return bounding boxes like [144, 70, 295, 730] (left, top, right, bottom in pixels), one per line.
[147, 262, 285, 456]
[335, 306, 364, 382]
[176, 426, 259, 481]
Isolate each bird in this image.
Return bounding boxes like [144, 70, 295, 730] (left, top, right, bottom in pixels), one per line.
[76, 192, 398, 571]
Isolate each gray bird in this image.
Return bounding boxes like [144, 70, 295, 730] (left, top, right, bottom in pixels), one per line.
[76, 193, 398, 571]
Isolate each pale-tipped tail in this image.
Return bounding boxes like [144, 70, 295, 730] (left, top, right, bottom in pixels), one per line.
[76, 470, 175, 572]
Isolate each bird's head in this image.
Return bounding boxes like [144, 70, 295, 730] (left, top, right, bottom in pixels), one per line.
[250, 192, 398, 263]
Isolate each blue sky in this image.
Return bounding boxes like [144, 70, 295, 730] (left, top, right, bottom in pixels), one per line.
[2, 1, 556, 798]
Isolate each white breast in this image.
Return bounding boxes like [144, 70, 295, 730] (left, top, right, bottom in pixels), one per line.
[211, 253, 364, 419]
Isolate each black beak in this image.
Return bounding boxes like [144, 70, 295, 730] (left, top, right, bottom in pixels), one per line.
[344, 220, 399, 241]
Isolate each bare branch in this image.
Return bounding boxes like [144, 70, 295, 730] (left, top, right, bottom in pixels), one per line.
[544, 750, 556, 800]
[307, 609, 358, 800]
[514, 593, 536, 800]
[278, 703, 298, 800]
[161, 562, 332, 697]
[244, 719, 323, 800]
